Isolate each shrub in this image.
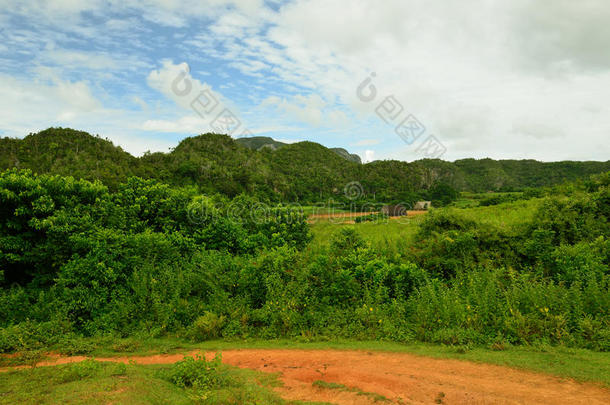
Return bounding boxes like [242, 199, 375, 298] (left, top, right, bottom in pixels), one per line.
[417, 210, 477, 238]
[56, 360, 126, 384]
[0, 319, 72, 353]
[354, 213, 388, 223]
[57, 359, 104, 383]
[550, 238, 608, 284]
[330, 228, 367, 255]
[163, 354, 231, 398]
[188, 312, 227, 341]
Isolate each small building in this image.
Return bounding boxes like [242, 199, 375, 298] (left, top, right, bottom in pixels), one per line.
[413, 201, 432, 210]
[381, 205, 407, 216]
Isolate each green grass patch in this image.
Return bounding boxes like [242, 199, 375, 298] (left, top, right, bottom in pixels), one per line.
[309, 216, 424, 251]
[300, 206, 349, 216]
[308, 197, 540, 251]
[444, 198, 543, 231]
[312, 380, 390, 402]
[0, 356, 322, 405]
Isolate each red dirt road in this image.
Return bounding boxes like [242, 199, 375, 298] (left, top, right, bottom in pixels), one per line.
[2, 349, 609, 404]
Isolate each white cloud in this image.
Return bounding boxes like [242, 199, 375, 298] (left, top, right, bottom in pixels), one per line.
[41, 49, 119, 70]
[239, 0, 610, 161]
[274, 138, 302, 144]
[0, 71, 176, 157]
[209, 10, 264, 39]
[141, 116, 208, 133]
[147, 59, 255, 136]
[146, 59, 226, 114]
[508, 0, 610, 73]
[147, 60, 226, 112]
[1, 0, 268, 28]
[147, 60, 195, 104]
[364, 150, 375, 163]
[132, 96, 148, 110]
[248, 125, 303, 135]
[0, 72, 101, 133]
[262, 94, 322, 126]
[38, 48, 150, 73]
[354, 139, 380, 146]
[55, 80, 101, 112]
[261, 93, 349, 127]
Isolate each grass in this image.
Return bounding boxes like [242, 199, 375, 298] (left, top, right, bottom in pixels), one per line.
[0, 357, 323, 405]
[0, 361, 181, 405]
[445, 198, 542, 231]
[309, 215, 425, 251]
[312, 380, 390, 402]
[299, 205, 349, 216]
[308, 197, 540, 253]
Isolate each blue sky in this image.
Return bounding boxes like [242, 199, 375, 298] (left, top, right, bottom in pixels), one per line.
[1, 0, 609, 162]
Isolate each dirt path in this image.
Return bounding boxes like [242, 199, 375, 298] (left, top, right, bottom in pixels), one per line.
[307, 210, 427, 224]
[2, 349, 608, 404]
[308, 211, 427, 220]
[307, 211, 377, 221]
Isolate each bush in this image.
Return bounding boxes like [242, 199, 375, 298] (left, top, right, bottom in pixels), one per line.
[57, 359, 104, 383]
[163, 354, 231, 398]
[417, 210, 477, 238]
[0, 319, 72, 353]
[56, 360, 126, 384]
[188, 312, 226, 341]
[330, 228, 367, 255]
[550, 238, 608, 284]
[354, 213, 389, 223]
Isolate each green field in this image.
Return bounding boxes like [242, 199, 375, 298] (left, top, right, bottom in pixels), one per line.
[308, 197, 541, 252]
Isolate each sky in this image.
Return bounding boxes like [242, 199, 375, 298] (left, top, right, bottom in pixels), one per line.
[0, 0, 609, 163]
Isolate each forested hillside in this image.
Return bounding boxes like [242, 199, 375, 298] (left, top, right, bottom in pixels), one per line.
[0, 128, 141, 190]
[235, 136, 362, 163]
[1, 128, 608, 202]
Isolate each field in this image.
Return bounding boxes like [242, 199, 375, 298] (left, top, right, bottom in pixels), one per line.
[307, 197, 540, 251]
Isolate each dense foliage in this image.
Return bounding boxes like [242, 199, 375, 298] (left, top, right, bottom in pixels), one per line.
[0, 169, 608, 352]
[1, 128, 608, 204]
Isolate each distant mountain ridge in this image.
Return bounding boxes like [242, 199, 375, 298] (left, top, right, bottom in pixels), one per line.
[235, 136, 362, 163]
[235, 136, 285, 151]
[1, 128, 608, 202]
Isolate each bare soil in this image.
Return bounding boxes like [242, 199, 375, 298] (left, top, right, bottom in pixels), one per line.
[2, 349, 608, 404]
[307, 211, 427, 224]
[308, 211, 427, 219]
[308, 211, 378, 219]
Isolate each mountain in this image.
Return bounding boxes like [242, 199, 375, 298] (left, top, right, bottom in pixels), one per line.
[1, 128, 608, 202]
[329, 147, 362, 164]
[235, 136, 285, 151]
[0, 128, 141, 189]
[236, 136, 362, 164]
